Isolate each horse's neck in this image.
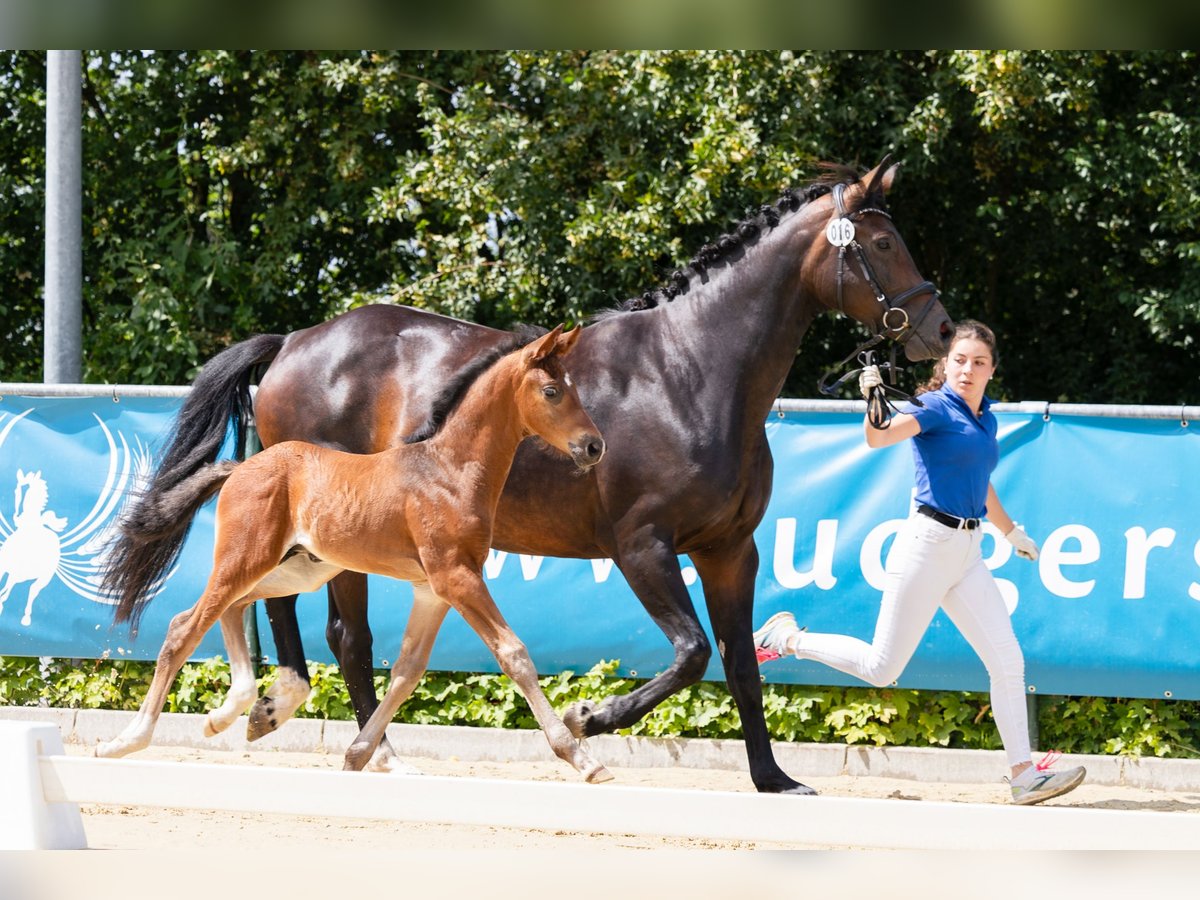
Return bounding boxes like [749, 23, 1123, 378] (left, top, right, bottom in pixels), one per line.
[427, 359, 526, 499]
[659, 207, 825, 417]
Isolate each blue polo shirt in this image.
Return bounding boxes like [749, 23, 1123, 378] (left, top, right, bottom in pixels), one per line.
[902, 384, 999, 519]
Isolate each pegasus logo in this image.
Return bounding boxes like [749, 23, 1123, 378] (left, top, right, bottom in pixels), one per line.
[0, 408, 166, 626]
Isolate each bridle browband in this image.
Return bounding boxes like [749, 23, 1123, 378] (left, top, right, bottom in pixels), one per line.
[818, 181, 942, 426]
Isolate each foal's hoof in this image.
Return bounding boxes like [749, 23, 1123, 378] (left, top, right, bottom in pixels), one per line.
[245, 699, 279, 742]
[343, 741, 374, 772]
[584, 763, 614, 784]
[563, 700, 598, 739]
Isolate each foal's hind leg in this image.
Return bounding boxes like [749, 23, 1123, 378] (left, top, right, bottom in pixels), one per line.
[96, 597, 228, 758]
[247, 595, 312, 740]
[344, 582, 448, 773]
[205, 602, 260, 737]
[438, 566, 611, 783]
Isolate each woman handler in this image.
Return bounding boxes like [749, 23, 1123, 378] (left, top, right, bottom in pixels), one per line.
[754, 320, 1085, 805]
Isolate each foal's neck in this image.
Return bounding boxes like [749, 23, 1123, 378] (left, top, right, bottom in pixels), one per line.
[425, 356, 528, 492]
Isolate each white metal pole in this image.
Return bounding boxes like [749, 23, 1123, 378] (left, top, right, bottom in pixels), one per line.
[44, 49, 83, 384]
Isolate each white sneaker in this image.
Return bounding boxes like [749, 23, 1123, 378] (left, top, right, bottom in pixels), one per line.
[1009, 759, 1086, 806]
[753, 611, 803, 663]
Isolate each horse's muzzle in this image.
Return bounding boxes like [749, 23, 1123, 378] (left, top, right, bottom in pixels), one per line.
[569, 435, 606, 470]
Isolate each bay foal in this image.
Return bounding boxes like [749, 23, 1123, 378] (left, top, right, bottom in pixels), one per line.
[97, 325, 611, 782]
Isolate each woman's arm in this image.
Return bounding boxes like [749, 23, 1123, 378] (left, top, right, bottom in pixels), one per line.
[987, 482, 1039, 560]
[985, 483, 1015, 533]
[864, 411, 921, 448]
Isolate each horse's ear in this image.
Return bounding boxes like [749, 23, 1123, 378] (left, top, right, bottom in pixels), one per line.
[863, 154, 899, 199]
[526, 324, 565, 364]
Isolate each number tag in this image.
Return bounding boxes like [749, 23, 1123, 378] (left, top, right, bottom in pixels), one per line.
[825, 217, 855, 247]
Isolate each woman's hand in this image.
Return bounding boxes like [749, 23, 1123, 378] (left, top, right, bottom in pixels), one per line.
[858, 364, 883, 399]
[1005, 525, 1039, 561]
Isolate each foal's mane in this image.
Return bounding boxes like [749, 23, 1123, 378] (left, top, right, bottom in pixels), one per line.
[596, 163, 880, 317]
[404, 323, 549, 444]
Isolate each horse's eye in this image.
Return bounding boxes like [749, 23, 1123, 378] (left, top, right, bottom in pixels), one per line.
[875, 238, 892, 251]
[542, 385, 559, 399]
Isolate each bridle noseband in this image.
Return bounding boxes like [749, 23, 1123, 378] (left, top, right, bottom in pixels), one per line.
[819, 182, 943, 425]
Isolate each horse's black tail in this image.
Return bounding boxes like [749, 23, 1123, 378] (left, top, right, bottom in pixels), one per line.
[102, 333, 285, 632]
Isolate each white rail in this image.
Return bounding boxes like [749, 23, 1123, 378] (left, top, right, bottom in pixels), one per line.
[5, 722, 1200, 851]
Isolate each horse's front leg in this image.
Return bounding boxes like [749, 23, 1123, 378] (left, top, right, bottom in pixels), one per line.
[563, 538, 711, 738]
[343, 582, 448, 772]
[205, 602, 260, 737]
[246, 595, 313, 740]
[434, 565, 611, 784]
[692, 536, 815, 795]
[97, 597, 225, 758]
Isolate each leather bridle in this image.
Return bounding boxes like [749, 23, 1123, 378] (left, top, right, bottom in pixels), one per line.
[818, 182, 943, 425]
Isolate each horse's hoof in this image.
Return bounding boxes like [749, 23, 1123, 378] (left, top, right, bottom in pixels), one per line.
[203, 718, 218, 738]
[366, 745, 423, 775]
[584, 763, 614, 784]
[245, 698, 279, 742]
[563, 700, 596, 739]
[767, 782, 818, 796]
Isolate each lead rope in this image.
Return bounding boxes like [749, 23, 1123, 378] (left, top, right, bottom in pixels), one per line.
[818, 343, 923, 430]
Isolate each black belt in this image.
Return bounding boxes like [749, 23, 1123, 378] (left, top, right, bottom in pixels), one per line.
[917, 503, 981, 530]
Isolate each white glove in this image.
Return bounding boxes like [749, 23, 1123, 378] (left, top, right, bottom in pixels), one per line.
[1006, 525, 1039, 561]
[858, 364, 882, 400]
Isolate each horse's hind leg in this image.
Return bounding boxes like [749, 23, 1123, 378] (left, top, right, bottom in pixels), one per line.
[205, 602, 259, 737]
[343, 582, 447, 773]
[438, 566, 611, 784]
[693, 537, 814, 795]
[323, 570, 408, 769]
[96, 595, 228, 758]
[247, 594, 312, 740]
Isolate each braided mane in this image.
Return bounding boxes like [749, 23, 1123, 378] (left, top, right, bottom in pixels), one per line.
[598, 163, 881, 317]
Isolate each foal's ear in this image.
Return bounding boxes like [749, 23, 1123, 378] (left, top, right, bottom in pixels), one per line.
[526, 324, 565, 364]
[554, 324, 583, 356]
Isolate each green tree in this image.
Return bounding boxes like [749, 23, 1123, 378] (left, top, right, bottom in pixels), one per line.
[2, 51, 1197, 402]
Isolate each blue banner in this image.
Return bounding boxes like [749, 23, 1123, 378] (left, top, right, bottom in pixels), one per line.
[0, 396, 228, 660]
[2, 394, 1197, 700]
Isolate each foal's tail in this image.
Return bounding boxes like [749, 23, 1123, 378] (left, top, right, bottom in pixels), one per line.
[105, 461, 239, 631]
[101, 333, 285, 632]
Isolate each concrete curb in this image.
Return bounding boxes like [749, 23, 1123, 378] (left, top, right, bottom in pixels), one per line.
[4, 706, 1197, 791]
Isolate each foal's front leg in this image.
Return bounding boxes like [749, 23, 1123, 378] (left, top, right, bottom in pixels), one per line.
[436, 565, 612, 784]
[343, 582, 449, 772]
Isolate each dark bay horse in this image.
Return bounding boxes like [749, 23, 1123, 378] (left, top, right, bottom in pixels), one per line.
[98, 326, 611, 781]
[109, 159, 952, 794]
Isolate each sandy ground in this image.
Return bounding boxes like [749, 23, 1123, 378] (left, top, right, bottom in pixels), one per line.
[62, 742, 1200, 852]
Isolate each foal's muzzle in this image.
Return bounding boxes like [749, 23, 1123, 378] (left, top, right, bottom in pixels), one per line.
[569, 434, 606, 469]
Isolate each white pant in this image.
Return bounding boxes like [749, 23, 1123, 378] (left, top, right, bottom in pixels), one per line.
[796, 513, 1031, 767]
